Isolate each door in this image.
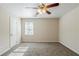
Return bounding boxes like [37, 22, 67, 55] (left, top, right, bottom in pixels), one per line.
[16, 18, 21, 44]
[10, 17, 17, 48]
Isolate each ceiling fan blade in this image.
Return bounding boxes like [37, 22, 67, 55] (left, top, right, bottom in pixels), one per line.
[34, 12, 39, 16]
[41, 3, 45, 6]
[47, 3, 59, 8]
[46, 11, 51, 14]
[25, 7, 38, 9]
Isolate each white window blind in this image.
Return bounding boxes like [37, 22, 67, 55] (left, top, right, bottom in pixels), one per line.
[25, 22, 33, 35]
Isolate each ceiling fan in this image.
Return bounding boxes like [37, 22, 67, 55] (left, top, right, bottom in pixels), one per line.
[25, 3, 59, 16]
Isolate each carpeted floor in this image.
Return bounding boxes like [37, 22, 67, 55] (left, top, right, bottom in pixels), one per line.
[2, 42, 79, 56]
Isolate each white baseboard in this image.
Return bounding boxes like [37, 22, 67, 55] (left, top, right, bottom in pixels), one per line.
[59, 41, 79, 55]
[0, 42, 21, 56]
[21, 41, 59, 43]
[0, 47, 10, 56]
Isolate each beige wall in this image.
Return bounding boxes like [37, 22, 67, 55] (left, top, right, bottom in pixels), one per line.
[59, 7, 79, 54]
[0, 7, 10, 55]
[21, 18, 59, 42]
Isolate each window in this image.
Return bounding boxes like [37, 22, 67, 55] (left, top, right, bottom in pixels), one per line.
[25, 22, 33, 35]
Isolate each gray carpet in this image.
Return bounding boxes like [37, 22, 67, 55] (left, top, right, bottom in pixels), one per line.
[2, 42, 79, 56]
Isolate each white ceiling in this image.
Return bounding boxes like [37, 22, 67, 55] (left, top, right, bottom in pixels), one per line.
[0, 3, 79, 18]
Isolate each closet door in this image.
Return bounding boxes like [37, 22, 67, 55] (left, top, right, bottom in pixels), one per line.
[9, 17, 17, 48]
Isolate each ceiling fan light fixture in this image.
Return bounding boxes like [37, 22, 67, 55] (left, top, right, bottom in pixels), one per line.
[37, 6, 48, 14]
[37, 9, 46, 14]
[37, 9, 43, 14]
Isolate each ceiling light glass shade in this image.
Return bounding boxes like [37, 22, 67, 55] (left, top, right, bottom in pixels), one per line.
[37, 9, 43, 14]
[42, 9, 46, 13]
[37, 8, 47, 14]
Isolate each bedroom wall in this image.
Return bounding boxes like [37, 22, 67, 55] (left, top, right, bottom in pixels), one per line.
[21, 18, 59, 42]
[59, 6, 79, 54]
[0, 7, 10, 55]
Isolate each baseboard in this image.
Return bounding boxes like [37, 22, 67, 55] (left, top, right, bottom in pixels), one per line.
[0, 47, 10, 56]
[1, 44, 20, 56]
[59, 41, 79, 55]
[21, 41, 59, 43]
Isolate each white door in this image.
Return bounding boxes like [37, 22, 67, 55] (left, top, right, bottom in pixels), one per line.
[10, 17, 17, 48]
[16, 18, 21, 44]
